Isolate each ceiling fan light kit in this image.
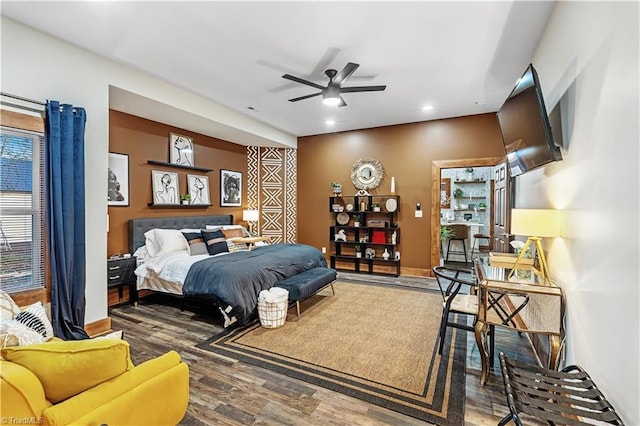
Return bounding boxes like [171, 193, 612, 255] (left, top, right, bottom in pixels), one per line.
[283, 62, 386, 107]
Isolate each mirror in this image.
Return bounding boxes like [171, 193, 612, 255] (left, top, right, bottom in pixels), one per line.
[350, 158, 384, 190]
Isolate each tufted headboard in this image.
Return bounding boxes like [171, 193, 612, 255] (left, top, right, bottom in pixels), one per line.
[128, 215, 234, 253]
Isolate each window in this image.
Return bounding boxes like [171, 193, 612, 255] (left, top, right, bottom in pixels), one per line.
[0, 126, 45, 293]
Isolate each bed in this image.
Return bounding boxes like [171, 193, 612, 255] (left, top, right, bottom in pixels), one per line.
[128, 215, 327, 326]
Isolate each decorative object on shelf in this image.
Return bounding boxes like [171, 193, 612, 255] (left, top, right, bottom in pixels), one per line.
[372, 230, 386, 243]
[220, 169, 242, 207]
[359, 200, 367, 211]
[108, 152, 129, 206]
[382, 248, 390, 260]
[180, 194, 191, 205]
[354, 245, 362, 258]
[151, 170, 179, 205]
[478, 201, 487, 210]
[351, 157, 384, 191]
[331, 181, 342, 195]
[508, 208, 562, 285]
[352, 214, 361, 227]
[359, 235, 369, 243]
[336, 212, 350, 225]
[372, 203, 381, 212]
[366, 219, 387, 228]
[346, 203, 354, 212]
[365, 248, 376, 259]
[385, 198, 398, 212]
[332, 204, 344, 212]
[334, 229, 347, 242]
[390, 176, 396, 194]
[169, 133, 194, 167]
[391, 231, 397, 245]
[243, 209, 260, 236]
[187, 174, 210, 205]
[465, 167, 474, 181]
[453, 188, 464, 209]
[395, 251, 400, 261]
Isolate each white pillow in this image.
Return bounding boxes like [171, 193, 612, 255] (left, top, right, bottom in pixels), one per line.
[0, 318, 46, 348]
[205, 225, 222, 231]
[144, 229, 188, 257]
[1, 291, 20, 320]
[14, 301, 54, 341]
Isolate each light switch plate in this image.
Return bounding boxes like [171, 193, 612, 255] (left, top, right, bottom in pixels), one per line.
[415, 210, 423, 218]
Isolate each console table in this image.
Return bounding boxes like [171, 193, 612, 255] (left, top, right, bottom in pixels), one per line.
[473, 257, 565, 385]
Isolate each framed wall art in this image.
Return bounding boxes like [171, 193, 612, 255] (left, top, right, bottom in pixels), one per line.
[220, 169, 242, 207]
[169, 132, 194, 167]
[151, 170, 179, 205]
[108, 152, 129, 206]
[187, 174, 210, 205]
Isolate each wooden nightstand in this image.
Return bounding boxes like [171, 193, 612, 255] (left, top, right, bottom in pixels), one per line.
[107, 256, 137, 305]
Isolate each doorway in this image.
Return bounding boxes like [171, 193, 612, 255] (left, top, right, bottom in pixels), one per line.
[430, 157, 505, 274]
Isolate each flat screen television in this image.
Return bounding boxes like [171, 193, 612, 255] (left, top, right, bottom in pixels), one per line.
[497, 63, 562, 177]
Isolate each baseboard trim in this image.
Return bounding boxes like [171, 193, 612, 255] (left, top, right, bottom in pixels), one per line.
[85, 317, 112, 337]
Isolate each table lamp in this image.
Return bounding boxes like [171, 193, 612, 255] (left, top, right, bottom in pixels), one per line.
[243, 209, 260, 236]
[508, 209, 561, 285]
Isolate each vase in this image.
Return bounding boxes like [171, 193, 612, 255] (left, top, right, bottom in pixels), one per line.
[382, 248, 390, 260]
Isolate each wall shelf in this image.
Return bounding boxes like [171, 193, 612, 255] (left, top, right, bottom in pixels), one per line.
[147, 203, 212, 208]
[147, 160, 212, 173]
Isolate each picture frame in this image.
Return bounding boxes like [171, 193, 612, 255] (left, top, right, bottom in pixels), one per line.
[187, 174, 210, 205]
[108, 152, 129, 206]
[169, 132, 194, 167]
[220, 169, 242, 207]
[151, 170, 179, 205]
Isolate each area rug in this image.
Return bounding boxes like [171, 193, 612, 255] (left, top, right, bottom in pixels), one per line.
[197, 281, 466, 425]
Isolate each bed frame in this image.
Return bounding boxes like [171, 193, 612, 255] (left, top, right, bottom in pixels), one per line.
[128, 214, 234, 253]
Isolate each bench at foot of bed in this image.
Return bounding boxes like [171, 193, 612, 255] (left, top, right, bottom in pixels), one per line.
[275, 267, 337, 319]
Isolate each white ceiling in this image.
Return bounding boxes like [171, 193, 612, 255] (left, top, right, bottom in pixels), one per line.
[2, 1, 556, 142]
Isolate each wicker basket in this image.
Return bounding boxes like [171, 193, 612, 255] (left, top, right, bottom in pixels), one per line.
[257, 296, 288, 329]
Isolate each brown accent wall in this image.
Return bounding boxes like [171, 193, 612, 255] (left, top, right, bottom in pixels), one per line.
[297, 114, 505, 275]
[108, 110, 247, 255]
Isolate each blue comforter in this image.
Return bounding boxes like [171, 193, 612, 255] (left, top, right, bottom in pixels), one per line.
[182, 243, 327, 326]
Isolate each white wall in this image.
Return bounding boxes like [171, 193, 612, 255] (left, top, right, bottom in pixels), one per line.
[1, 17, 295, 325]
[516, 2, 639, 422]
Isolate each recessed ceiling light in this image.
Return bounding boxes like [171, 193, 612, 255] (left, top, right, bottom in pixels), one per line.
[247, 106, 259, 111]
[474, 101, 486, 106]
[422, 105, 434, 111]
[325, 119, 335, 126]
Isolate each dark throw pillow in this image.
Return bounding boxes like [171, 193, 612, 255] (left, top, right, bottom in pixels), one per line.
[182, 231, 208, 256]
[201, 229, 229, 256]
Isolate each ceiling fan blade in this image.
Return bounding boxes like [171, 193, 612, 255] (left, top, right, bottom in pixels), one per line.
[288, 92, 322, 102]
[338, 96, 347, 107]
[282, 74, 325, 90]
[340, 85, 387, 93]
[334, 62, 359, 85]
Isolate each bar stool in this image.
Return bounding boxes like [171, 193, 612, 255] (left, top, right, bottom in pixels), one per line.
[471, 233, 491, 259]
[445, 224, 469, 264]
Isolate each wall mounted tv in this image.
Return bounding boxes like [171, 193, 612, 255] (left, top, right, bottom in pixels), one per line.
[497, 63, 562, 177]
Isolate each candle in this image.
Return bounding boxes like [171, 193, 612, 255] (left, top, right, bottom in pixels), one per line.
[391, 176, 395, 194]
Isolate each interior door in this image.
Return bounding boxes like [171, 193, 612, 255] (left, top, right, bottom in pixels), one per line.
[492, 161, 511, 253]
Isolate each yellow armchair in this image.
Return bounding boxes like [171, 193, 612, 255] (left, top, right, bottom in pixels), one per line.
[1, 338, 189, 426]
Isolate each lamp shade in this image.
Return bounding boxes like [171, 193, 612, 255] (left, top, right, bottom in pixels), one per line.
[510, 209, 561, 237]
[242, 209, 259, 222]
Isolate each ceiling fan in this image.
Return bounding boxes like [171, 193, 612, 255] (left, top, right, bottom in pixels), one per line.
[282, 62, 386, 107]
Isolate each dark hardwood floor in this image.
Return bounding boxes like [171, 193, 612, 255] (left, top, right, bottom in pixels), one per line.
[109, 273, 546, 425]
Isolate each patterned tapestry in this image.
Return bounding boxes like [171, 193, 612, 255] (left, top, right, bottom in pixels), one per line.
[246, 146, 297, 243]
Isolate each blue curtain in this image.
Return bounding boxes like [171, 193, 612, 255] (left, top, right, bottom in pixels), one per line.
[46, 101, 89, 340]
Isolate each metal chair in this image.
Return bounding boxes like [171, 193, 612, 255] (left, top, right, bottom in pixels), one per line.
[432, 266, 494, 366]
[470, 233, 491, 259]
[445, 224, 469, 265]
[498, 353, 623, 426]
